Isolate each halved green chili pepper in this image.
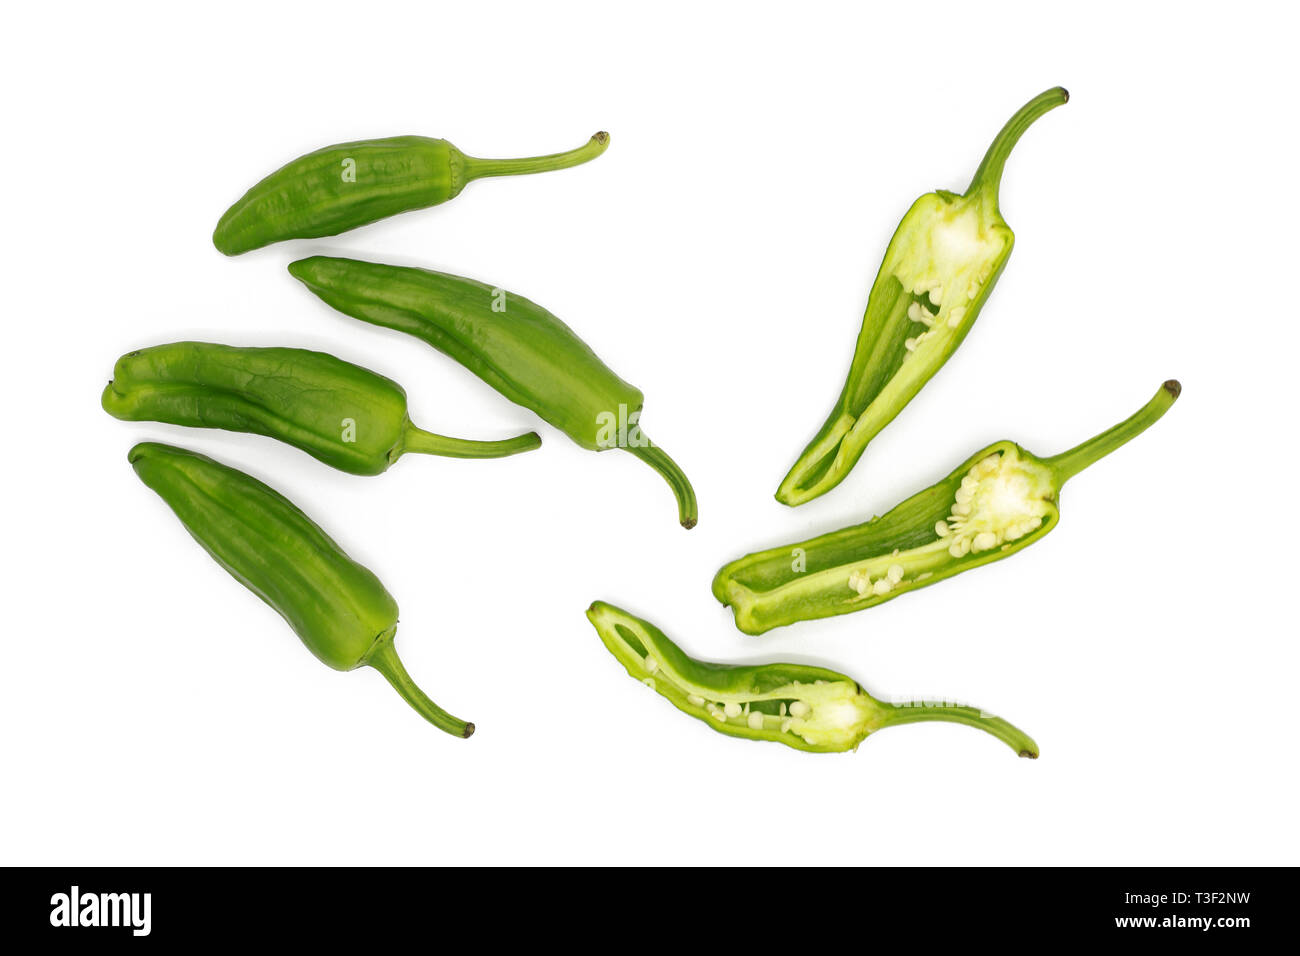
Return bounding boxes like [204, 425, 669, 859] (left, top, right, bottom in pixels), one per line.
[777, 88, 1069, 506]
[719, 381, 1179, 634]
[129, 441, 473, 737]
[288, 255, 698, 529]
[103, 342, 540, 475]
[213, 131, 609, 255]
[588, 601, 1037, 757]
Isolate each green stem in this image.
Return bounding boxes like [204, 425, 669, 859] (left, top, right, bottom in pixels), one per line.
[965, 87, 1068, 202]
[365, 635, 474, 739]
[401, 421, 541, 459]
[1044, 380, 1180, 486]
[462, 132, 609, 181]
[879, 701, 1039, 758]
[624, 439, 698, 530]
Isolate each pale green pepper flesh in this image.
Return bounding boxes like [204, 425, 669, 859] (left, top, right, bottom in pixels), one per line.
[587, 601, 1037, 757]
[720, 381, 1179, 634]
[777, 88, 1069, 506]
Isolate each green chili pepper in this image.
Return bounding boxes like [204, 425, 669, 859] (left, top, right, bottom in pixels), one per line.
[288, 255, 699, 529]
[777, 88, 1069, 506]
[129, 441, 473, 738]
[719, 381, 1179, 634]
[213, 131, 609, 255]
[587, 601, 1037, 756]
[103, 342, 540, 475]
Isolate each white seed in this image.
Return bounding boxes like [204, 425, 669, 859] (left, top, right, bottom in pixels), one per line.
[747, 712, 764, 730]
[779, 702, 787, 716]
[904, 337, 918, 352]
[935, 520, 950, 537]
[907, 302, 927, 322]
[947, 306, 966, 328]
[643, 656, 658, 673]
[967, 282, 979, 300]
[955, 488, 972, 505]
[687, 694, 705, 706]
[972, 531, 998, 552]
[929, 286, 943, 304]
[780, 718, 793, 733]
[953, 502, 971, 517]
[887, 564, 905, 583]
[916, 572, 934, 581]
[872, 579, 892, 596]
[949, 538, 971, 558]
[724, 702, 742, 718]
[789, 701, 811, 717]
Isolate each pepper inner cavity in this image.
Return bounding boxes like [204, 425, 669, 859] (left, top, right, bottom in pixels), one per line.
[935, 448, 1052, 557]
[848, 448, 1052, 597]
[636, 650, 869, 747]
[889, 198, 1005, 357]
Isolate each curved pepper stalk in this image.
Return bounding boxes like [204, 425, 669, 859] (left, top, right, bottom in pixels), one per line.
[103, 342, 540, 475]
[720, 381, 1179, 634]
[129, 442, 473, 738]
[777, 88, 1069, 506]
[213, 131, 609, 255]
[588, 601, 1037, 757]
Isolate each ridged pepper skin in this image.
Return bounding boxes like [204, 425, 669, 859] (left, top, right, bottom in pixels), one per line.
[288, 255, 699, 529]
[777, 88, 1069, 506]
[129, 442, 473, 737]
[103, 342, 540, 475]
[587, 601, 1037, 757]
[719, 381, 1180, 634]
[213, 131, 609, 255]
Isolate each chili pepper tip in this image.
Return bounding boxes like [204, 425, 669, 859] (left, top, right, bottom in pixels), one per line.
[462, 723, 476, 739]
[1163, 379, 1181, 399]
[594, 131, 609, 144]
[1020, 750, 1039, 759]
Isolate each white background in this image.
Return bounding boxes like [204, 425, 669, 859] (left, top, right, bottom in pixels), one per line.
[3, 1, 1296, 866]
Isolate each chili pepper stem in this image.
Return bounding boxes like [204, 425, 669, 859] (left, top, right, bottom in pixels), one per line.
[965, 87, 1069, 202]
[364, 633, 474, 739]
[1043, 380, 1181, 487]
[877, 700, 1039, 758]
[461, 132, 609, 182]
[400, 422, 541, 459]
[624, 440, 699, 529]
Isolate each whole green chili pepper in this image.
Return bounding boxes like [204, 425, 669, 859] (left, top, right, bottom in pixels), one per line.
[718, 381, 1179, 634]
[103, 342, 540, 475]
[288, 255, 699, 529]
[213, 131, 609, 255]
[129, 441, 473, 737]
[588, 601, 1037, 756]
[777, 88, 1068, 506]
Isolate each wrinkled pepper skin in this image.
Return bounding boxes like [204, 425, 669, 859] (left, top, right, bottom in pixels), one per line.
[720, 381, 1179, 634]
[289, 255, 698, 528]
[777, 88, 1068, 506]
[129, 442, 472, 737]
[587, 601, 1037, 757]
[103, 342, 540, 474]
[213, 131, 609, 255]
